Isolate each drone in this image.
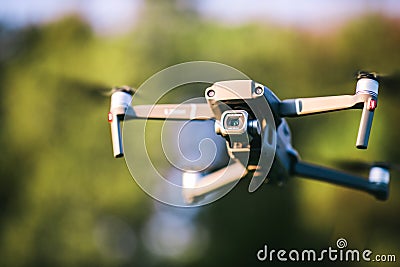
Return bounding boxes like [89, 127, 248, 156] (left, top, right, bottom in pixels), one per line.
[108, 71, 390, 203]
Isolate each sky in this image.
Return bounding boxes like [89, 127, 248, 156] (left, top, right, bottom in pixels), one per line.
[0, 0, 400, 34]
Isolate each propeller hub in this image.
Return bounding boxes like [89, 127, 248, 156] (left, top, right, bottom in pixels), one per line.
[356, 77, 379, 98]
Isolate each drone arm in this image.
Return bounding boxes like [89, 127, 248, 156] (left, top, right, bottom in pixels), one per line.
[109, 114, 124, 158]
[279, 94, 371, 117]
[292, 161, 388, 200]
[182, 161, 248, 204]
[109, 102, 213, 158]
[124, 103, 214, 120]
[280, 93, 376, 149]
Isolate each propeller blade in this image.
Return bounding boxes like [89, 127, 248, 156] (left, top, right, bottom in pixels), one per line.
[106, 85, 137, 96]
[335, 159, 400, 172]
[355, 70, 380, 81]
[335, 160, 370, 172]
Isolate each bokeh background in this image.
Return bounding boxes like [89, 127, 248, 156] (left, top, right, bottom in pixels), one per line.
[0, 0, 399, 266]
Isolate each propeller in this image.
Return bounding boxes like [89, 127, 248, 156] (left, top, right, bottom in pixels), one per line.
[356, 70, 380, 81]
[357, 70, 400, 95]
[380, 72, 400, 98]
[335, 159, 400, 173]
[59, 77, 140, 100]
[335, 159, 394, 198]
[106, 85, 136, 96]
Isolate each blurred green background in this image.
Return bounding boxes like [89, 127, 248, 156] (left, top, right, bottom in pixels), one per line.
[0, 1, 399, 266]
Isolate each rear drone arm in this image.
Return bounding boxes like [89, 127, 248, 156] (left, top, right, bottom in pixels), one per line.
[292, 160, 389, 200]
[182, 161, 248, 204]
[279, 75, 379, 149]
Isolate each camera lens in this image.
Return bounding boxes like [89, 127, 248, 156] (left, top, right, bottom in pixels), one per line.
[221, 110, 248, 135]
[228, 118, 240, 127]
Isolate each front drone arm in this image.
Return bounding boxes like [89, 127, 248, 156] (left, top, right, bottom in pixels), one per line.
[108, 89, 215, 157]
[279, 75, 379, 149]
[280, 94, 376, 149]
[280, 94, 371, 116]
[124, 103, 214, 120]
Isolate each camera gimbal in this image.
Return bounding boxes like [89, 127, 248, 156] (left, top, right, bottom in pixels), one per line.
[108, 72, 389, 203]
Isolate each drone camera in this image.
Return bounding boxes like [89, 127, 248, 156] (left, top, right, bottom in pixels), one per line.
[223, 111, 248, 133]
[220, 110, 249, 135]
[216, 109, 262, 139]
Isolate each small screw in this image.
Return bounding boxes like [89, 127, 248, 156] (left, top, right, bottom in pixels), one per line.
[255, 86, 263, 95]
[207, 89, 215, 97]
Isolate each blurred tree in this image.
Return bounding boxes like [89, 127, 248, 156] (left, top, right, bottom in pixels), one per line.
[0, 2, 399, 266]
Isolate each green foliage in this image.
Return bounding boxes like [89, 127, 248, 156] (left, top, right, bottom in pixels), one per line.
[0, 4, 399, 267]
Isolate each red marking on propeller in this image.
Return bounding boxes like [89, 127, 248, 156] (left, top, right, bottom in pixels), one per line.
[108, 112, 113, 122]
